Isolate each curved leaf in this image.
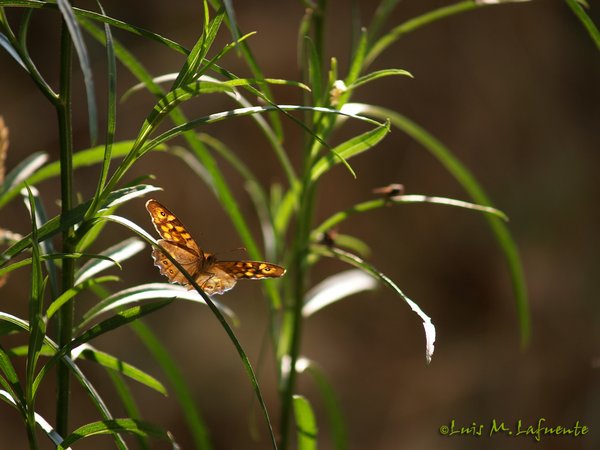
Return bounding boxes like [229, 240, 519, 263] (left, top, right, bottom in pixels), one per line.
[79, 346, 167, 396]
[303, 269, 378, 317]
[346, 102, 530, 347]
[0, 390, 64, 446]
[310, 120, 390, 181]
[293, 395, 318, 450]
[56, 0, 97, 144]
[79, 283, 238, 332]
[131, 320, 212, 450]
[75, 237, 145, 284]
[46, 275, 119, 320]
[57, 418, 177, 450]
[314, 245, 436, 364]
[296, 358, 348, 450]
[0, 312, 127, 449]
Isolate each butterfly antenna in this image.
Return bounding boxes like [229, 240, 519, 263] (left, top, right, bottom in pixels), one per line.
[215, 247, 247, 258]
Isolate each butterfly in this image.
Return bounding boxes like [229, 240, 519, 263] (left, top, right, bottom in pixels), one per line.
[146, 199, 286, 295]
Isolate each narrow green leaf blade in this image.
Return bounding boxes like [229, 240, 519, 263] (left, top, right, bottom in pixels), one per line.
[293, 395, 318, 450]
[56, 0, 98, 144]
[75, 237, 145, 284]
[25, 186, 45, 398]
[79, 346, 167, 396]
[565, 0, 600, 50]
[131, 320, 213, 450]
[310, 120, 390, 181]
[57, 418, 177, 450]
[347, 102, 530, 347]
[315, 246, 436, 364]
[303, 269, 378, 317]
[297, 359, 348, 450]
[46, 275, 118, 320]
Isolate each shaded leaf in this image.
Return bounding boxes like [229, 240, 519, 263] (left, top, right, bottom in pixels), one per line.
[79, 346, 167, 396]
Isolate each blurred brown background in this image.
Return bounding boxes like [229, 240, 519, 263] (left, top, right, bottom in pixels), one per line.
[0, 0, 598, 449]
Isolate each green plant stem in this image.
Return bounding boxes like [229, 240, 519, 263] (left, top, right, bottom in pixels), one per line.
[278, 181, 316, 449]
[56, 19, 75, 438]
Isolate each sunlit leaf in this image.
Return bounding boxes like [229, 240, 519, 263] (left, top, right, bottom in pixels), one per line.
[303, 269, 378, 317]
[293, 395, 318, 450]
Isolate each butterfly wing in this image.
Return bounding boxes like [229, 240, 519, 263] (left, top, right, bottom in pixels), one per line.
[146, 199, 204, 287]
[151, 240, 202, 286]
[196, 261, 285, 295]
[146, 199, 201, 255]
[194, 264, 239, 295]
[146, 200, 286, 295]
[216, 261, 286, 280]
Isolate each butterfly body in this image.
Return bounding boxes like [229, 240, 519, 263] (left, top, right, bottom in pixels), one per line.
[146, 199, 285, 295]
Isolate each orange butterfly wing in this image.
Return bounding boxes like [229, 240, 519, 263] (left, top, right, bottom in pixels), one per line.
[146, 199, 286, 295]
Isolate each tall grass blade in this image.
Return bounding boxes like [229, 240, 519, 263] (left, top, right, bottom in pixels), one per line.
[303, 269, 378, 317]
[348, 103, 530, 347]
[0, 312, 128, 449]
[56, 0, 98, 144]
[57, 418, 178, 450]
[0, 390, 64, 447]
[21, 186, 59, 297]
[0, 31, 28, 70]
[297, 359, 348, 450]
[0, 344, 25, 411]
[78, 346, 167, 396]
[131, 320, 213, 450]
[1, 151, 48, 195]
[315, 246, 436, 364]
[75, 237, 145, 284]
[293, 395, 318, 450]
[565, 0, 600, 50]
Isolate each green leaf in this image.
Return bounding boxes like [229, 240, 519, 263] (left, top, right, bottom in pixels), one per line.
[312, 194, 508, 239]
[349, 68, 413, 90]
[0, 312, 127, 449]
[56, 0, 97, 144]
[565, 0, 600, 50]
[347, 102, 530, 347]
[305, 36, 323, 106]
[310, 120, 390, 181]
[104, 370, 150, 450]
[0, 183, 161, 263]
[79, 346, 167, 396]
[293, 395, 318, 450]
[0, 31, 28, 71]
[346, 27, 368, 86]
[303, 269, 378, 317]
[315, 246, 436, 364]
[57, 418, 177, 450]
[78, 283, 238, 332]
[172, 6, 224, 88]
[21, 185, 59, 297]
[0, 140, 164, 209]
[25, 186, 45, 404]
[0, 151, 48, 195]
[0, 344, 25, 412]
[75, 237, 145, 284]
[297, 359, 348, 450]
[131, 320, 213, 450]
[0, 389, 64, 445]
[45, 275, 118, 320]
[33, 300, 173, 396]
[88, 0, 117, 213]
